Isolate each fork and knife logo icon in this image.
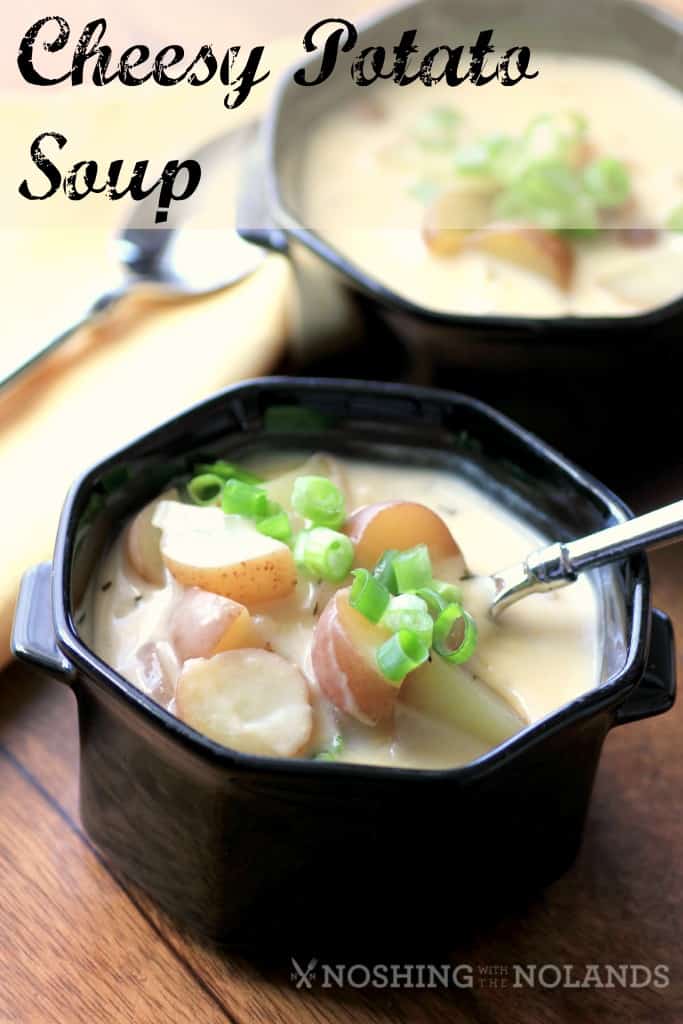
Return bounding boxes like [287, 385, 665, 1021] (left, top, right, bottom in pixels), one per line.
[290, 958, 319, 990]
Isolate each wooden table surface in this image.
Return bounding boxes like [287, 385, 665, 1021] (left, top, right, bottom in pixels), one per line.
[2, 1, 683, 1021]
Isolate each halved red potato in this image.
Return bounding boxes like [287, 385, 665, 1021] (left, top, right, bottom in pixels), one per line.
[343, 501, 466, 576]
[169, 587, 257, 662]
[124, 488, 178, 585]
[176, 649, 312, 758]
[152, 502, 297, 604]
[311, 587, 398, 724]
[465, 224, 575, 291]
[423, 186, 495, 257]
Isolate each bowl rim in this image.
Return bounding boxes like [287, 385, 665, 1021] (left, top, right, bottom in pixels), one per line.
[257, 0, 683, 336]
[51, 377, 651, 782]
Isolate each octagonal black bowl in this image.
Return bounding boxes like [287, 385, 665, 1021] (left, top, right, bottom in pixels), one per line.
[12, 378, 675, 947]
[239, 0, 683, 373]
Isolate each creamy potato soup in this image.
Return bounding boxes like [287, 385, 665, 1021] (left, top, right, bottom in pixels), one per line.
[84, 454, 599, 770]
[299, 55, 683, 317]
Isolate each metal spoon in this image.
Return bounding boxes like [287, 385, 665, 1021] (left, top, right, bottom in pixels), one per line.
[1, 123, 266, 391]
[490, 499, 683, 618]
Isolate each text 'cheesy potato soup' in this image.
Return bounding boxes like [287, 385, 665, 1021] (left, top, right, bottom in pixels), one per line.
[84, 454, 599, 769]
[299, 55, 683, 317]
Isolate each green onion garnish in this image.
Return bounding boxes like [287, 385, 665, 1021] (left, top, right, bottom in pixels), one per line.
[414, 107, 460, 151]
[667, 204, 683, 232]
[393, 544, 433, 594]
[195, 460, 262, 485]
[376, 630, 430, 685]
[256, 502, 293, 544]
[495, 161, 598, 231]
[291, 475, 346, 529]
[222, 479, 270, 520]
[414, 586, 449, 616]
[433, 580, 463, 604]
[381, 594, 434, 648]
[349, 569, 391, 624]
[315, 733, 345, 762]
[433, 603, 478, 665]
[373, 549, 399, 595]
[582, 157, 630, 209]
[187, 473, 224, 506]
[294, 528, 354, 583]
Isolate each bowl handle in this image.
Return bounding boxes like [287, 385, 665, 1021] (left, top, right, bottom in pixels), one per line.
[615, 609, 676, 726]
[11, 562, 76, 683]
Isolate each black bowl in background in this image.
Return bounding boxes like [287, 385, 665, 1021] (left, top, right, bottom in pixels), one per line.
[12, 379, 676, 947]
[239, 0, 683, 375]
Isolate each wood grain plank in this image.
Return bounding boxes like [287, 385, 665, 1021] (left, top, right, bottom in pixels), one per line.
[0, 744, 231, 1024]
[2, 513, 682, 1024]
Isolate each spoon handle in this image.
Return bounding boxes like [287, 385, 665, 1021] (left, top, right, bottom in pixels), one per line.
[528, 499, 683, 582]
[0, 288, 126, 393]
[491, 500, 683, 617]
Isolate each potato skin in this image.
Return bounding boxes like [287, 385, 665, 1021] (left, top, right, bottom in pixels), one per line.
[125, 489, 177, 585]
[467, 225, 575, 291]
[311, 588, 398, 724]
[169, 588, 256, 662]
[344, 501, 466, 575]
[163, 550, 297, 605]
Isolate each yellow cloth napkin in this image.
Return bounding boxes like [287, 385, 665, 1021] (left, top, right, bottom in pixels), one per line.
[0, 42, 301, 667]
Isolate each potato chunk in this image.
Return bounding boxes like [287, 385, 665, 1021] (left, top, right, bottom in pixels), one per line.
[423, 186, 495, 257]
[311, 588, 397, 724]
[170, 588, 256, 662]
[176, 650, 312, 757]
[401, 656, 524, 747]
[466, 224, 575, 290]
[124, 488, 178, 585]
[344, 501, 466, 576]
[152, 501, 297, 604]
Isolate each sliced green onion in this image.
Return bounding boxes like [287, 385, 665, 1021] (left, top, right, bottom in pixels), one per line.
[667, 204, 683, 232]
[433, 579, 463, 604]
[495, 161, 598, 231]
[349, 569, 391, 623]
[414, 586, 449, 616]
[454, 133, 518, 181]
[376, 630, 430, 685]
[582, 157, 630, 209]
[294, 528, 354, 583]
[523, 112, 587, 167]
[195, 460, 262, 485]
[408, 178, 440, 205]
[373, 549, 399, 595]
[415, 107, 460, 150]
[291, 475, 346, 528]
[433, 603, 478, 665]
[187, 473, 224, 506]
[222, 479, 270, 520]
[315, 733, 344, 762]
[256, 502, 293, 544]
[381, 594, 434, 648]
[393, 544, 433, 594]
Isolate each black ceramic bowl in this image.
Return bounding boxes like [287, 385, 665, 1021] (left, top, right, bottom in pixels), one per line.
[12, 379, 676, 946]
[239, 0, 683, 372]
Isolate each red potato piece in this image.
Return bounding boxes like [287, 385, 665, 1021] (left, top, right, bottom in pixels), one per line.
[169, 587, 257, 663]
[311, 588, 398, 724]
[176, 649, 313, 758]
[125, 488, 178, 585]
[466, 225, 575, 291]
[153, 502, 297, 604]
[344, 501, 466, 576]
[423, 186, 495, 258]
